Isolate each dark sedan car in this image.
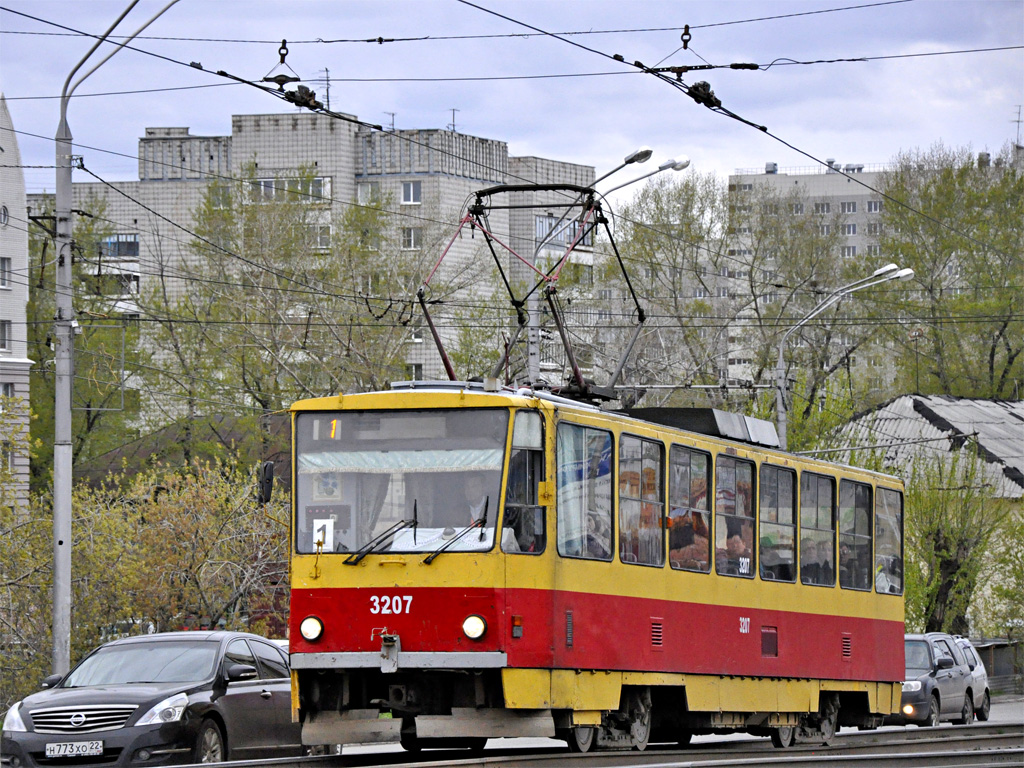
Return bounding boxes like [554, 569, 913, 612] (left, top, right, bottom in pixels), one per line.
[1, 631, 301, 767]
[888, 632, 975, 727]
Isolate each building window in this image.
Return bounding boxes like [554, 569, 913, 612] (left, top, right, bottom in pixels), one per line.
[402, 180, 422, 205]
[819, 224, 831, 236]
[841, 246, 857, 258]
[535, 214, 592, 247]
[101, 234, 139, 260]
[0, 382, 13, 412]
[790, 203, 804, 215]
[401, 227, 422, 250]
[2, 441, 12, 473]
[717, 287, 729, 298]
[866, 245, 881, 256]
[0, 257, 10, 288]
[0, 320, 11, 351]
[307, 224, 331, 249]
[867, 200, 883, 213]
[405, 363, 423, 379]
[843, 223, 857, 236]
[356, 181, 380, 205]
[739, 183, 753, 191]
[841, 201, 857, 214]
[0, 205, 8, 227]
[814, 202, 831, 214]
[867, 222, 882, 236]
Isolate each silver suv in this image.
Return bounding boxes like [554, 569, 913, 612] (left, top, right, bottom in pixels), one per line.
[954, 636, 991, 721]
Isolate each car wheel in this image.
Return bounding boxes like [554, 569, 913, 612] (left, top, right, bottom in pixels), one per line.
[923, 693, 940, 728]
[954, 695, 974, 725]
[194, 719, 226, 763]
[976, 690, 991, 722]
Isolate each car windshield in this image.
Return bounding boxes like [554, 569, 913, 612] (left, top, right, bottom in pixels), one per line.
[63, 641, 219, 687]
[905, 639, 931, 675]
[295, 409, 508, 554]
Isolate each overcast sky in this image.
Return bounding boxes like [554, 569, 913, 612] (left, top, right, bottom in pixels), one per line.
[2, 0, 1022, 201]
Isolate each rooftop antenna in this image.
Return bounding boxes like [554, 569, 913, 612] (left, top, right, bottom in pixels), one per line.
[1014, 105, 1022, 145]
[447, 108, 460, 132]
[319, 68, 331, 110]
[384, 111, 396, 132]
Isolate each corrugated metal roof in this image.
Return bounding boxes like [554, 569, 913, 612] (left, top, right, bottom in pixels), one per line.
[842, 396, 1024, 498]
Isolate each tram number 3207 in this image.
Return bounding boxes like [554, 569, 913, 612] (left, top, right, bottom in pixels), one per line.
[739, 616, 750, 634]
[370, 595, 413, 615]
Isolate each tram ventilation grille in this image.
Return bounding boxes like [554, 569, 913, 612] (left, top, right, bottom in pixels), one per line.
[651, 620, 664, 648]
[842, 633, 853, 661]
[565, 610, 574, 648]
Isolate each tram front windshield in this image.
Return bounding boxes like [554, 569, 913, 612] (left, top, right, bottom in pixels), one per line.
[295, 409, 507, 554]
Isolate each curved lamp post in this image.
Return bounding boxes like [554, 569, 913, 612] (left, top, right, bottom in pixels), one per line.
[775, 263, 914, 451]
[52, 0, 181, 675]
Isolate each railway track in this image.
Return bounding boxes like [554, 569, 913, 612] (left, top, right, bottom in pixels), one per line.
[221, 721, 1023, 768]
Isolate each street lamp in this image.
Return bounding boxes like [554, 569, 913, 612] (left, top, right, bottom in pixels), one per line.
[601, 156, 691, 196]
[592, 146, 653, 186]
[775, 263, 914, 451]
[52, 0, 181, 675]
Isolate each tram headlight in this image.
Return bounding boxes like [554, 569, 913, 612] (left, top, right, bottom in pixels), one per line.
[462, 615, 487, 640]
[300, 615, 324, 641]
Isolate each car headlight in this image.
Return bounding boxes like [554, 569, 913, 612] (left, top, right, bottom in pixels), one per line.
[136, 693, 188, 726]
[462, 615, 487, 640]
[902, 680, 922, 692]
[300, 616, 323, 641]
[3, 701, 27, 732]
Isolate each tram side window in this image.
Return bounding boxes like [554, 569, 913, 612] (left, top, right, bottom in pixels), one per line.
[503, 410, 546, 554]
[556, 423, 613, 561]
[759, 465, 796, 582]
[839, 480, 872, 590]
[874, 487, 904, 594]
[800, 473, 836, 586]
[668, 446, 711, 573]
[715, 456, 755, 578]
[618, 435, 665, 566]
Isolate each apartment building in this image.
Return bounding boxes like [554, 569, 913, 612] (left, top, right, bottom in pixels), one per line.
[28, 111, 595, 384]
[0, 94, 31, 501]
[724, 160, 891, 387]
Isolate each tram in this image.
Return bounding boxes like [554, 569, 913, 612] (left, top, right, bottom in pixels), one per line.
[286, 381, 905, 751]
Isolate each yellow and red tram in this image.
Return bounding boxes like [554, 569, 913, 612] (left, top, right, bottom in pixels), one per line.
[287, 382, 904, 751]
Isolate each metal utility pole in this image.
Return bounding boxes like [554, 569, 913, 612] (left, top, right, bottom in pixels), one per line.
[51, 0, 181, 675]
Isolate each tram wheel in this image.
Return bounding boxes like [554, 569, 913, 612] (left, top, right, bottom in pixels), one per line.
[771, 726, 796, 748]
[818, 694, 840, 745]
[627, 690, 652, 751]
[565, 726, 596, 753]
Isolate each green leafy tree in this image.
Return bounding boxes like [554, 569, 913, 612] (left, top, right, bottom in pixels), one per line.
[903, 446, 1012, 634]
[27, 195, 143, 491]
[878, 143, 1023, 398]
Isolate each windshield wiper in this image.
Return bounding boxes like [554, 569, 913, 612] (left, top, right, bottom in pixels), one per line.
[344, 518, 417, 565]
[424, 497, 488, 565]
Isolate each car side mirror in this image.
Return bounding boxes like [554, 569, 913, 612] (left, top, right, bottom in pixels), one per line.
[966, 661, 976, 671]
[226, 663, 258, 682]
[257, 460, 274, 504]
[936, 656, 954, 670]
[40, 673, 63, 690]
